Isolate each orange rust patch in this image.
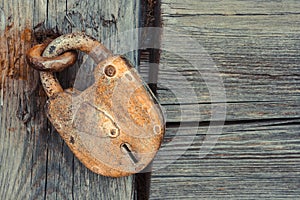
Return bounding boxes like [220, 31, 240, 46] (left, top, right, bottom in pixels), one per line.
[0, 27, 33, 81]
[8, 127, 16, 132]
[127, 87, 151, 127]
[21, 28, 32, 42]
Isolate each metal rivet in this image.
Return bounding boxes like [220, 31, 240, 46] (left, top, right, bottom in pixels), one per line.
[104, 65, 116, 77]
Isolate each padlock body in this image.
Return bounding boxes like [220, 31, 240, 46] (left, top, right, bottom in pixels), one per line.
[46, 56, 165, 177]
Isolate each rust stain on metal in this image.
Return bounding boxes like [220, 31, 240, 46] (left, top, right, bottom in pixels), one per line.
[128, 87, 152, 127]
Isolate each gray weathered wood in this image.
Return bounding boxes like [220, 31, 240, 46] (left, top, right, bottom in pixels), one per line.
[0, 0, 139, 199]
[151, 122, 300, 199]
[150, 0, 300, 199]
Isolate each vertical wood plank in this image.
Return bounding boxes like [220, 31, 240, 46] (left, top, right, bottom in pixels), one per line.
[0, 0, 139, 199]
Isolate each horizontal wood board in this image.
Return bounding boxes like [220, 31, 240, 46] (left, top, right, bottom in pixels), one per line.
[150, 0, 300, 199]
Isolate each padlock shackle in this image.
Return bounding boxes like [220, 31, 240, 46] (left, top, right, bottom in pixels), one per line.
[40, 32, 113, 97]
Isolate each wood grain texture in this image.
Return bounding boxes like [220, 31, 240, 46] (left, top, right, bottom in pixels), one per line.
[150, 0, 300, 199]
[0, 0, 139, 199]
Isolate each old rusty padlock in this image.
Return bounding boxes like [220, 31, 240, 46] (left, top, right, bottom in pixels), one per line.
[27, 33, 165, 177]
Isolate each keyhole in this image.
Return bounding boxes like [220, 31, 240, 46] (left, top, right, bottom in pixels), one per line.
[121, 143, 138, 164]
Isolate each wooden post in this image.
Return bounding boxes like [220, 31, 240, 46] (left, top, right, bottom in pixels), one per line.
[0, 0, 140, 199]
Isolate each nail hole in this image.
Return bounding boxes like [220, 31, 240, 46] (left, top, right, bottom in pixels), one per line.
[104, 65, 116, 77]
[108, 129, 119, 138]
[121, 143, 138, 164]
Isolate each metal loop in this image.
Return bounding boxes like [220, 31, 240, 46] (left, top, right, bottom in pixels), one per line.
[27, 43, 78, 72]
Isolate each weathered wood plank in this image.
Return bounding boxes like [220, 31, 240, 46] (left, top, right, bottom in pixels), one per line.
[151, 0, 300, 199]
[0, 0, 139, 199]
[151, 122, 300, 199]
[157, 0, 300, 103]
[162, 102, 300, 122]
